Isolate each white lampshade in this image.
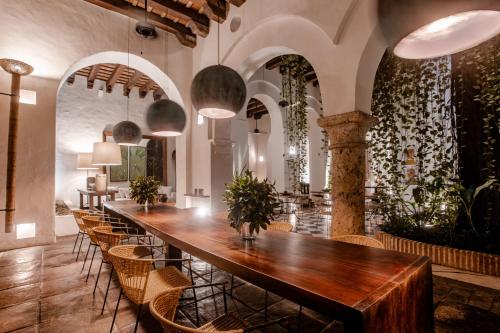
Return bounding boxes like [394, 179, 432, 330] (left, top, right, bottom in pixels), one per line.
[77, 153, 99, 170]
[92, 142, 122, 166]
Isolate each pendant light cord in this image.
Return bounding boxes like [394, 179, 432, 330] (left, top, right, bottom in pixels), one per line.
[217, 0, 220, 65]
[126, 9, 130, 121]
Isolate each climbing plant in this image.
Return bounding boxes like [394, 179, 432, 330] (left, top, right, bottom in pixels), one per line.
[280, 55, 309, 193]
[368, 51, 458, 225]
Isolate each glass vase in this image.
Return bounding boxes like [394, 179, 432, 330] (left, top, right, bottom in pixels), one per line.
[240, 223, 256, 241]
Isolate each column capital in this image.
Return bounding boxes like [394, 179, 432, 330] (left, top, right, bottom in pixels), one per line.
[317, 111, 375, 149]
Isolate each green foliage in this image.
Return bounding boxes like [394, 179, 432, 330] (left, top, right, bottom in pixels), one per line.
[280, 55, 309, 192]
[223, 170, 280, 235]
[453, 179, 498, 234]
[129, 176, 161, 206]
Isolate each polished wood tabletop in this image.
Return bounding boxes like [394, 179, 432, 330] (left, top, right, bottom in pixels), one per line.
[104, 200, 433, 333]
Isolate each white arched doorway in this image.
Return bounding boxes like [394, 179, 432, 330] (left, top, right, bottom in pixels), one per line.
[56, 51, 189, 207]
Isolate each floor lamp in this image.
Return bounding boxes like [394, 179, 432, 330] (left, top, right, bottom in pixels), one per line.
[0, 59, 33, 233]
[77, 152, 99, 190]
[91, 142, 122, 193]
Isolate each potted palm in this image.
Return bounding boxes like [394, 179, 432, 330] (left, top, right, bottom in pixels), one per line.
[129, 176, 161, 209]
[223, 170, 279, 241]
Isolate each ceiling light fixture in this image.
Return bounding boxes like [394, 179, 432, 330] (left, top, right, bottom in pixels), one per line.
[190, 0, 246, 119]
[145, 17, 187, 137]
[113, 11, 142, 146]
[379, 0, 500, 59]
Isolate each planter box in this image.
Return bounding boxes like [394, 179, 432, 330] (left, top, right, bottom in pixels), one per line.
[375, 231, 500, 277]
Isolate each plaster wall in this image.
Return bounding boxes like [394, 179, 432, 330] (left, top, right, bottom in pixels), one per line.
[56, 75, 167, 208]
[0, 0, 193, 250]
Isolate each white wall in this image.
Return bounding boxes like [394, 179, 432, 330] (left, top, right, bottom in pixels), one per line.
[56, 75, 154, 207]
[0, 0, 193, 250]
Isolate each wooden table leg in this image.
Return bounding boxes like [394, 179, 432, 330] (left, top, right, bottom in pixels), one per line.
[79, 192, 84, 209]
[97, 196, 102, 210]
[110, 192, 115, 201]
[89, 194, 94, 210]
[166, 244, 182, 270]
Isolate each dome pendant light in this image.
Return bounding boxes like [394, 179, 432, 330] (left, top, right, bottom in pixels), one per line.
[379, 0, 500, 59]
[145, 23, 187, 137]
[190, 1, 246, 119]
[113, 13, 142, 146]
[146, 99, 186, 136]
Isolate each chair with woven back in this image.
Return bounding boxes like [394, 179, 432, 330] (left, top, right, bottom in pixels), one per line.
[107, 244, 196, 333]
[267, 221, 293, 232]
[150, 286, 292, 333]
[71, 209, 91, 260]
[332, 234, 385, 249]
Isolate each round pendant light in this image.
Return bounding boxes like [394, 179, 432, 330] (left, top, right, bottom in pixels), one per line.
[112, 120, 142, 146]
[379, 0, 500, 59]
[146, 99, 186, 137]
[190, 65, 247, 119]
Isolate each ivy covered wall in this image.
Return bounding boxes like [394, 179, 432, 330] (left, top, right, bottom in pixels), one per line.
[368, 36, 499, 254]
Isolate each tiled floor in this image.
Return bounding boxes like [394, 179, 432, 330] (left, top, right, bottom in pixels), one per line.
[1, 235, 500, 332]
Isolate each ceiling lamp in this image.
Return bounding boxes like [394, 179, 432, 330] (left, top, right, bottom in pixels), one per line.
[92, 142, 122, 166]
[146, 99, 186, 136]
[191, 65, 246, 119]
[112, 120, 142, 146]
[190, 2, 247, 119]
[113, 13, 142, 146]
[379, 0, 500, 59]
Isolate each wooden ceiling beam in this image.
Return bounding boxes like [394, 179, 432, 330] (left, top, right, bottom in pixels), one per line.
[87, 65, 100, 89]
[203, 0, 228, 23]
[305, 72, 317, 82]
[153, 88, 165, 100]
[123, 69, 143, 96]
[227, 0, 246, 7]
[84, 0, 197, 47]
[139, 79, 155, 98]
[152, 0, 210, 37]
[265, 57, 282, 70]
[66, 73, 76, 86]
[106, 64, 126, 93]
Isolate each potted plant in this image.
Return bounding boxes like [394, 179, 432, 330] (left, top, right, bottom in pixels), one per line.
[223, 170, 280, 241]
[129, 176, 161, 208]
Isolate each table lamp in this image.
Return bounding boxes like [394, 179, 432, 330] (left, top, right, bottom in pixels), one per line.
[77, 152, 99, 190]
[91, 142, 122, 192]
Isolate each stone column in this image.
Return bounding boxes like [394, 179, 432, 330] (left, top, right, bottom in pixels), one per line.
[318, 111, 374, 236]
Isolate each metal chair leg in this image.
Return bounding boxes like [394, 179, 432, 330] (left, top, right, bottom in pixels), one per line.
[93, 260, 103, 295]
[109, 289, 122, 333]
[230, 275, 235, 296]
[298, 305, 303, 331]
[81, 242, 91, 272]
[187, 260, 200, 326]
[72, 231, 81, 253]
[264, 290, 268, 320]
[101, 266, 114, 315]
[133, 303, 143, 333]
[86, 245, 97, 282]
[76, 234, 86, 261]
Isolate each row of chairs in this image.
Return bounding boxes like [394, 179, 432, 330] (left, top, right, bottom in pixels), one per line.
[72, 210, 293, 333]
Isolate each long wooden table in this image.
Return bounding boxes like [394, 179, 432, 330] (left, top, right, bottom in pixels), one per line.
[104, 200, 434, 333]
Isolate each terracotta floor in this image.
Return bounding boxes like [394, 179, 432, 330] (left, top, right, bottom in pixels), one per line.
[1, 236, 499, 333]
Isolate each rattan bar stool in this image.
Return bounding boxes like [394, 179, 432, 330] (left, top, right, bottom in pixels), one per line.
[332, 235, 385, 249]
[71, 209, 91, 260]
[150, 286, 292, 333]
[267, 221, 293, 232]
[107, 244, 195, 333]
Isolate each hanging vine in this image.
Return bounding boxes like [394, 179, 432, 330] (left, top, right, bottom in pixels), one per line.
[368, 51, 458, 226]
[280, 55, 309, 193]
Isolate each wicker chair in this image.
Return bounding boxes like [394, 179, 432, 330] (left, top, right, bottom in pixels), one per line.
[332, 235, 385, 249]
[71, 209, 90, 260]
[108, 245, 194, 333]
[80, 215, 111, 280]
[267, 221, 293, 232]
[150, 286, 292, 333]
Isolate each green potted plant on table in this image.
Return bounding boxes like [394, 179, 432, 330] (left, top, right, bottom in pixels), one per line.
[129, 176, 161, 209]
[223, 170, 280, 241]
